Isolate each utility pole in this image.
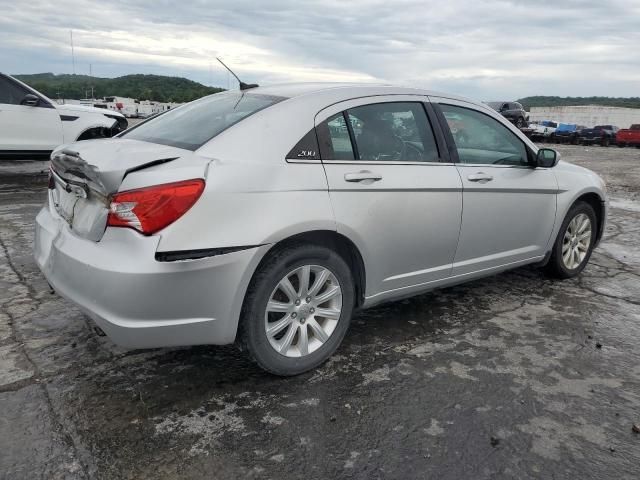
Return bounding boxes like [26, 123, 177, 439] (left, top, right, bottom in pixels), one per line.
[89, 63, 94, 99]
[70, 30, 76, 75]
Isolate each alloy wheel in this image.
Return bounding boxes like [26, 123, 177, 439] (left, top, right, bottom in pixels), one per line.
[264, 265, 342, 357]
[562, 213, 592, 270]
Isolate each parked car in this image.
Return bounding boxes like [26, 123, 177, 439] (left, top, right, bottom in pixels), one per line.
[616, 124, 640, 148]
[553, 123, 586, 144]
[0, 73, 127, 159]
[486, 101, 529, 128]
[577, 125, 619, 147]
[35, 84, 607, 375]
[529, 120, 558, 142]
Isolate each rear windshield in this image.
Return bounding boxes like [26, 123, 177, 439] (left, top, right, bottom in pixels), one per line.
[122, 91, 286, 150]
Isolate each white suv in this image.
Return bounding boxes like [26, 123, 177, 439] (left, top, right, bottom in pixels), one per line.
[0, 73, 127, 159]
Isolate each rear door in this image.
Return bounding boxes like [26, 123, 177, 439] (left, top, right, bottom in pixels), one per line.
[315, 96, 463, 298]
[0, 75, 62, 152]
[430, 97, 558, 276]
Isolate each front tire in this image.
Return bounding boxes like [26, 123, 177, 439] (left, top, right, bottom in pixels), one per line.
[545, 202, 597, 279]
[240, 243, 355, 376]
[515, 117, 525, 128]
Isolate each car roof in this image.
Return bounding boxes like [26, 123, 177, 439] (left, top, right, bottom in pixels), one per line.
[245, 82, 483, 108]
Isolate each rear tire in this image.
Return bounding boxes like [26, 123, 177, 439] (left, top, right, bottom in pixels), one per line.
[516, 117, 525, 128]
[545, 202, 597, 279]
[239, 243, 355, 376]
[601, 137, 610, 147]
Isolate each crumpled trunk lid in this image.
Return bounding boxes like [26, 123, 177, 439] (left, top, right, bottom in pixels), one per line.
[49, 138, 206, 241]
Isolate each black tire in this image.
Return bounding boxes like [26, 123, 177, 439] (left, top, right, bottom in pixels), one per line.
[239, 243, 355, 376]
[515, 117, 525, 128]
[545, 202, 597, 279]
[601, 137, 610, 147]
[617, 143, 625, 148]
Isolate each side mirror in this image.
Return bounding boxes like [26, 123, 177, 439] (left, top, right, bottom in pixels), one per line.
[21, 94, 40, 107]
[536, 148, 559, 168]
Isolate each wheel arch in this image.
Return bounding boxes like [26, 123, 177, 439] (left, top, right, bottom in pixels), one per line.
[253, 230, 367, 308]
[573, 192, 606, 245]
[75, 125, 113, 141]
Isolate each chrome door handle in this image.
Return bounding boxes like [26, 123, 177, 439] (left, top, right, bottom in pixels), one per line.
[344, 171, 383, 182]
[467, 172, 493, 183]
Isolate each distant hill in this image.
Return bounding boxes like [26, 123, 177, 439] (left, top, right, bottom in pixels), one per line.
[14, 73, 225, 103]
[518, 96, 640, 111]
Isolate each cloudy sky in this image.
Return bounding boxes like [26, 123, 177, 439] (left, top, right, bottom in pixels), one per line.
[1, 0, 639, 100]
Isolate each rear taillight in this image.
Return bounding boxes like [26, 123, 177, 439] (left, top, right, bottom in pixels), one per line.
[107, 179, 205, 235]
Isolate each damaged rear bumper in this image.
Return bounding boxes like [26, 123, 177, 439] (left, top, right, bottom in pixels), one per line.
[34, 205, 267, 349]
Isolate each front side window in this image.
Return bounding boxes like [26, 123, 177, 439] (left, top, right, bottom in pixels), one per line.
[0, 77, 28, 105]
[440, 104, 529, 166]
[346, 102, 439, 162]
[122, 91, 285, 150]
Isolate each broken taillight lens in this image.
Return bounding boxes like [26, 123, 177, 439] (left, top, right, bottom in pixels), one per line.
[107, 179, 205, 235]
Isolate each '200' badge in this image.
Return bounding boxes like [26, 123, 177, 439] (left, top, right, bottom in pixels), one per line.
[297, 150, 317, 158]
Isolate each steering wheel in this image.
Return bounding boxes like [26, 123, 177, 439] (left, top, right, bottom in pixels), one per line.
[392, 136, 424, 161]
[403, 142, 424, 161]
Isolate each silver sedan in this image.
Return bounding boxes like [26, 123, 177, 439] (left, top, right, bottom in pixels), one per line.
[34, 84, 607, 375]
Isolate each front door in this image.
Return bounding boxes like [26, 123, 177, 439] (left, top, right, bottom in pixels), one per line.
[315, 97, 463, 299]
[431, 98, 558, 276]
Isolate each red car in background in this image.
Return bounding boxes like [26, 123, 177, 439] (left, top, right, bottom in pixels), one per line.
[616, 124, 640, 148]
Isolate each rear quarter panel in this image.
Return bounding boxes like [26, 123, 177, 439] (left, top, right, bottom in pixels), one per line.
[155, 160, 334, 252]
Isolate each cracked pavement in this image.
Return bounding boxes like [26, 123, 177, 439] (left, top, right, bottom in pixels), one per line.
[1, 144, 639, 479]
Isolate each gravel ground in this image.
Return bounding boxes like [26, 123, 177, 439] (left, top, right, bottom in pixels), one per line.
[1, 144, 639, 479]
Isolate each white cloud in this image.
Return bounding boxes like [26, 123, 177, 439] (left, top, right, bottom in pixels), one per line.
[0, 0, 639, 99]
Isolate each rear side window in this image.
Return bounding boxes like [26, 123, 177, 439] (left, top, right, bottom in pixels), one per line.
[317, 102, 439, 162]
[347, 102, 439, 162]
[122, 91, 285, 150]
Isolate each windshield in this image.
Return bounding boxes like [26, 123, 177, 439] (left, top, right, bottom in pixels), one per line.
[122, 91, 286, 150]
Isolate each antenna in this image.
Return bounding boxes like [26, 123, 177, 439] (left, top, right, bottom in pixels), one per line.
[216, 57, 258, 91]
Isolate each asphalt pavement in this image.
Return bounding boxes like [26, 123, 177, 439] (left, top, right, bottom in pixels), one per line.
[1, 144, 639, 479]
